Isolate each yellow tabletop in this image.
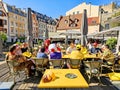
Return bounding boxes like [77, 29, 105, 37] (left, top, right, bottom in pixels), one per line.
[3, 52, 8, 54]
[63, 54, 101, 59]
[84, 54, 100, 59]
[38, 69, 89, 88]
[62, 54, 70, 59]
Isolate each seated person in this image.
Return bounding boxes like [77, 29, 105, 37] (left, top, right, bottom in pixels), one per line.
[21, 42, 28, 53]
[44, 39, 51, 54]
[49, 48, 62, 59]
[6, 45, 36, 77]
[66, 45, 84, 69]
[90, 42, 102, 54]
[101, 45, 115, 64]
[37, 47, 48, 58]
[66, 41, 76, 54]
[70, 44, 84, 60]
[116, 46, 120, 64]
[81, 45, 88, 55]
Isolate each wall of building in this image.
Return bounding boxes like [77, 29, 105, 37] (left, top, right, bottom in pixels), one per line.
[66, 2, 99, 17]
[88, 25, 100, 34]
[8, 11, 27, 42]
[32, 13, 38, 41]
[101, 2, 115, 13]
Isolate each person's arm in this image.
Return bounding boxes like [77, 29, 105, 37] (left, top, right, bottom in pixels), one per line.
[66, 47, 71, 54]
[44, 54, 48, 58]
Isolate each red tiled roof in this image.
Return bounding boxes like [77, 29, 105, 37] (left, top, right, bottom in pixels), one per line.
[56, 14, 99, 30]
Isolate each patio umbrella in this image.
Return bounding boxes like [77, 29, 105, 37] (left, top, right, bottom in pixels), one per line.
[0, 37, 3, 53]
[45, 26, 49, 40]
[27, 8, 33, 50]
[81, 9, 88, 46]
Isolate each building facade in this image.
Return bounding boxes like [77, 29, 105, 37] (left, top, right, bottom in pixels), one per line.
[5, 4, 27, 42]
[100, 2, 120, 31]
[56, 14, 99, 35]
[31, 12, 39, 42]
[0, 1, 8, 34]
[31, 10, 56, 41]
[57, 2, 100, 36]
[66, 2, 99, 18]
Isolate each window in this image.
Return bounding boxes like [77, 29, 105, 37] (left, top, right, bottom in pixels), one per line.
[92, 21, 96, 24]
[73, 12, 75, 15]
[16, 23, 18, 26]
[3, 20, 7, 25]
[0, 11, 2, 16]
[11, 21, 14, 26]
[105, 24, 109, 29]
[16, 29, 17, 33]
[11, 27, 14, 33]
[0, 20, 3, 26]
[15, 16, 17, 19]
[77, 11, 79, 14]
[64, 20, 68, 24]
[70, 23, 76, 27]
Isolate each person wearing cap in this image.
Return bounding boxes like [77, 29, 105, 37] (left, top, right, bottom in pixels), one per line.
[69, 44, 84, 60]
[81, 45, 88, 55]
[90, 42, 102, 54]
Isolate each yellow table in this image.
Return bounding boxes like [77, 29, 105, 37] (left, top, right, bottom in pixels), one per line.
[84, 54, 100, 59]
[62, 54, 70, 59]
[63, 54, 100, 59]
[38, 69, 89, 88]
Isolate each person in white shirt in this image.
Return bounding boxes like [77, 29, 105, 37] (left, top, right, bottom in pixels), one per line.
[66, 41, 76, 54]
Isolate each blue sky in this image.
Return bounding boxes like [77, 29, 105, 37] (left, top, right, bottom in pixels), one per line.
[3, 0, 113, 18]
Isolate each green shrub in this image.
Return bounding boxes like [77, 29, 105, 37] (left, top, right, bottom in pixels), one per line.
[106, 38, 117, 50]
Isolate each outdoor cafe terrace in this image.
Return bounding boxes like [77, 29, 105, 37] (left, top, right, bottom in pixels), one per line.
[0, 58, 120, 90]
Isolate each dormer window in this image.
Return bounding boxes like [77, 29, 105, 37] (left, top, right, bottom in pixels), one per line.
[64, 20, 68, 24]
[92, 20, 96, 24]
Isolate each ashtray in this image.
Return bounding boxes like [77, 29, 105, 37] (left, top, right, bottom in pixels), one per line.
[65, 73, 77, 79]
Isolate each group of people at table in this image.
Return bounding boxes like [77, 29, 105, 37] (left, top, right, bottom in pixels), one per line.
[6, 38, 119, 77]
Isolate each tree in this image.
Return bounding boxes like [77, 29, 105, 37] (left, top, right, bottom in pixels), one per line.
[18, 36, 26, 42]
[0, 32, 7, 42]
[106, 38, 117, 50]
[0, 32, 7, 53]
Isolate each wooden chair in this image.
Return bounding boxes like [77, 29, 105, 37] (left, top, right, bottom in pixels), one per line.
[49, 59, 64, 69]
[34, 58, 49, 73]
[68, 59, 81, 69]
[101, 58, 116, 73]
[84, 59, 102, 84]
[5, 58, 28, 83]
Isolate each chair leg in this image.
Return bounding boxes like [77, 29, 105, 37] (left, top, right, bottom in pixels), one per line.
[6, 72, 11, 81]
[13, 75, 16, 83]
[98, 74, 102, 85]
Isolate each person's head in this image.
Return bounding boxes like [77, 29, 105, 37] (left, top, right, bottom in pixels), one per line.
[76, 44, 81, 51]
[16, 45, 21, 50]
[93, 42, 98, 48]
[9, 45, 17, 54]
[44, 39, 50, 47]
[70, 41, 75, 48]
[22, 42, 28, 48]
[40, 47, 45, 53]
[119, 46, 120, 51]
[102, 44, 109, 50]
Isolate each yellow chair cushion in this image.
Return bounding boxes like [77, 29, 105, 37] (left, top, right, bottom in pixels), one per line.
[108, 72, 120, 81]
[22, 52, 32, 58]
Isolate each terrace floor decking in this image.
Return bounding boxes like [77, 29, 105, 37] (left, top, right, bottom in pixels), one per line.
[0, 61, 120, 90]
